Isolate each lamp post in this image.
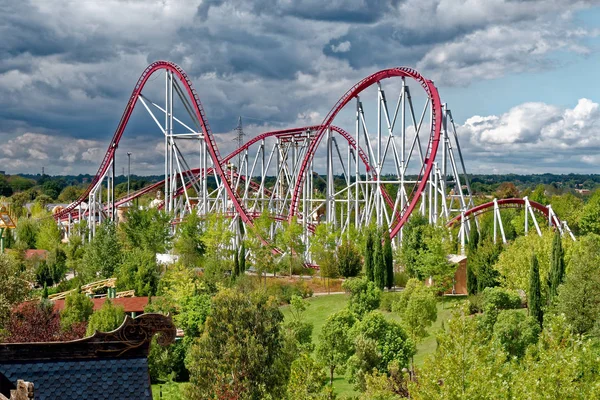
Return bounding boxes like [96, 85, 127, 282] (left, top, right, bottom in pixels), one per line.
[127, 152, 132, 197]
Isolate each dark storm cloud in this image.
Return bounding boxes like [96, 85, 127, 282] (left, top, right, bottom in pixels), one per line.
[0, 0, 597, 174]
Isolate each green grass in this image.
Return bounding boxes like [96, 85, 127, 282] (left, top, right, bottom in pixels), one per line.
[282, 293, 466, 397]
[151, 382, 188, 400]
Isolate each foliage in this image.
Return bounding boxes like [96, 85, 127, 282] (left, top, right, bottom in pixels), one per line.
[186, 289, 290, 400]
[82, 221, 122, 280]
[117, 248, 160, 296]
[15, 218, 38, 249]
[0, 254, 33, 329]
[466, 227, 479, 294]
[491, 309, 540, 358]
[36, 217, 62, 251]
[383, 230, 394, 289]
[547, 230, 565, 304]
[469, 239, 501, 292]
[347, 311, 414, 391]
[35, 246, 67, 287]
[175, 293, 211, 339]
[173, 212, 205, 267]
[359, 361, 409, 400]
[286, 354, 332, 400]
[408, 305, 510, 399]
[120, 207, 171, 254]
[283, 295, 314, 353]
[481, 287, 521, 311]
[364, 227, 375, 282]
[280, 216, 304, 276]
[494, 182, 519, 199]
[528, 254, 543, 327]
[311, 223, 338, 281]
[579, 190, 600, 235]
[2, 300, 85, 343]
[397, 215, 428, 279]
[85, 299, 125, 336]
[247, 211, 278, 281]
[399, 281, 437, 346]
[555, 234, 600, 335]
[373, 232, 386, 290]
[60, 291, 94, 331]
[265, 279, 313, 304]
[335, 238, 362, 278]
[316, 309, 357, 386]
[550, 192, 583, 233]
[342, 277, 382, 319]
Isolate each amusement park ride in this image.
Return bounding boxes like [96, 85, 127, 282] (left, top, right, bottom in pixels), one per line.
[52, 61, 575, 260]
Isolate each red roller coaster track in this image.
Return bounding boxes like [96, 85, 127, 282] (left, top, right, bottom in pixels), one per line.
[56, 62, 440, 241]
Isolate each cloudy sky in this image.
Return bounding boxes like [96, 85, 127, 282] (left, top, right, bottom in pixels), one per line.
[1, 0, 599, 176]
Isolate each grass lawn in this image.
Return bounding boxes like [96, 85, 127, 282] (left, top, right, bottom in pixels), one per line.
[281, 293, 466, 398]
[151, 382, 188, 399]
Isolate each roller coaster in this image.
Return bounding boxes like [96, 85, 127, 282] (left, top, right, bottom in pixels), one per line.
[53, 61, 574, 258]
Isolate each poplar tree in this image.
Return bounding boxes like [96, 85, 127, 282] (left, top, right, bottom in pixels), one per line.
[383, 230, 394, 289]
[364, 228, 374, 282]
[233, 248, 240, 278]
[528, 254, 543, 327]
[466, 227, 479, 294]
[548, 231, 565, 303]
[239, 242, 246, 274]
[374, 234, 386, 290]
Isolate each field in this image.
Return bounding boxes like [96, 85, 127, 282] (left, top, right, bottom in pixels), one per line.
[281, 293, 465, 397]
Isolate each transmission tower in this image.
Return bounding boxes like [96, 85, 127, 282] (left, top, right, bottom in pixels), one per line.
[233, 116, 245, 168]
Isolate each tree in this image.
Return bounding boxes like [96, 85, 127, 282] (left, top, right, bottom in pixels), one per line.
[495, 182, 519, 199]
[240, 242, 246, 273]
[336, 238, 362, 278]
[316, 309, 356, 387]
[579, 190, 600, 235]
[348, 311, 415, 391]
[86, 299, 125, 336]
[82, 221, 122, 280]
[60, 291, 94, 331]
[15, 218, 38, 248]
[342, 277, 381, 319]
[58, 185, 83, 203]
[311, 223, 338, 289]
[186, 289, 290, 399]
[0, 254, 33, 329]
[281, 216, 304, 276]
[286, 354, 331, 400]
[373, 234, 385, 290]
[36, 246, 67, 286]
[284, 295, 314, 353]
[400, 282, 437, 356]
[528, 254, 543, 327]
[491, 309, 540, 358]
[469, 239, 501, 292]
[466, 227, 479, 294]
[547, 230, 565, 304]
[364, 227, 375, 282]
[383, 230, 394, 289]
[3, 300, 85, 343]
[398, 215, 428, 279]
[247, 211, 277, 282]
[120, 207, 171, 254]
[555, 234, 600, 335]
[408, 305, 510, 399]
[233, 246, 240, 278]
[36, 217, 62, 251]
[117, 248, 159, 296]
[173, 211, 205, 267]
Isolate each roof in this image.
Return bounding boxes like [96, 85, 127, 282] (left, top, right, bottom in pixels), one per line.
[447, 254, 467, 264]
[0, 358, 152, 400]
[53, 296, 152, 314]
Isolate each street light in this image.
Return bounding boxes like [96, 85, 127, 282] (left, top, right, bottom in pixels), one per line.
[127, 152, 132, 197]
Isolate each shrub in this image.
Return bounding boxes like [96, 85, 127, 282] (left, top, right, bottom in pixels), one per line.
[481, 287, 521, 311]
[394, 271, 409, 288]
[342, 278, 382, 319]
[492, 309, 540, 358]
[380, 291, 403, 312]
[265, 280, 313, 304]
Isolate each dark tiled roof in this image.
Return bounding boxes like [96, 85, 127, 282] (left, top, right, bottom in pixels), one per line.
[53, 296, 152, 313]
[0, 358, 152, 400]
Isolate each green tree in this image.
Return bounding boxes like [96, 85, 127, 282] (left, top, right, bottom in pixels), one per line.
[579, 190, 600, 235]
[400, 282, 437, 353]
[398, 215, 428, 279]
[82, 221, 122, 280]
[36, 246, 67, 286]
[555, 234, 600, 334]
[286, 354, 332, 400]
[173, 211, 205, 267]
[466, 227, 479, 294]
[469, 239, 501, 292]
[117, 248, 159, 296]
[336, 238, 362, 278]
[491, 309, 540, 358]
[58, 186, 83, 203]
[316, 309, 356, 387]
[0, 254, 33, 329]
[383, 230, 393, 289]
[311, 223, 338, 290]
[373, 234, 385, 290]
[281, 216, 304, 276]
[36, 218, 62, 251]
[186, 289, 290, 400]
[347, 311, 415, 391]
[120, 207, 171, 254]
[86, 299, 125, 336]
[342, 277, 382, 319]
[528, 254, 543, 327]
[284, 295, 314, 353]
[240, 242, 246, 273]
[408, 306, 510, 400]
[547, 230, 565, 304]
[15, 218, 38, 248]
[363, 227, 375, 282]
[247, 211, 277, 283]
[60, 291, 94, 331]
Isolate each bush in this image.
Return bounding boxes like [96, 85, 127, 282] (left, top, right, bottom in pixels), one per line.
[394, 271, 409, 288]
[492, 309, 540, 358]
[380, 291, 403, 312]
[342, 277, 382, 319]
[467, 294, 484, 314]
[265, 280, 313, 304]
[482, 287, 522, 311]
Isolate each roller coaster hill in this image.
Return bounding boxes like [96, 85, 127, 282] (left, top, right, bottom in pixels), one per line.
[52, 61, 575, 260]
